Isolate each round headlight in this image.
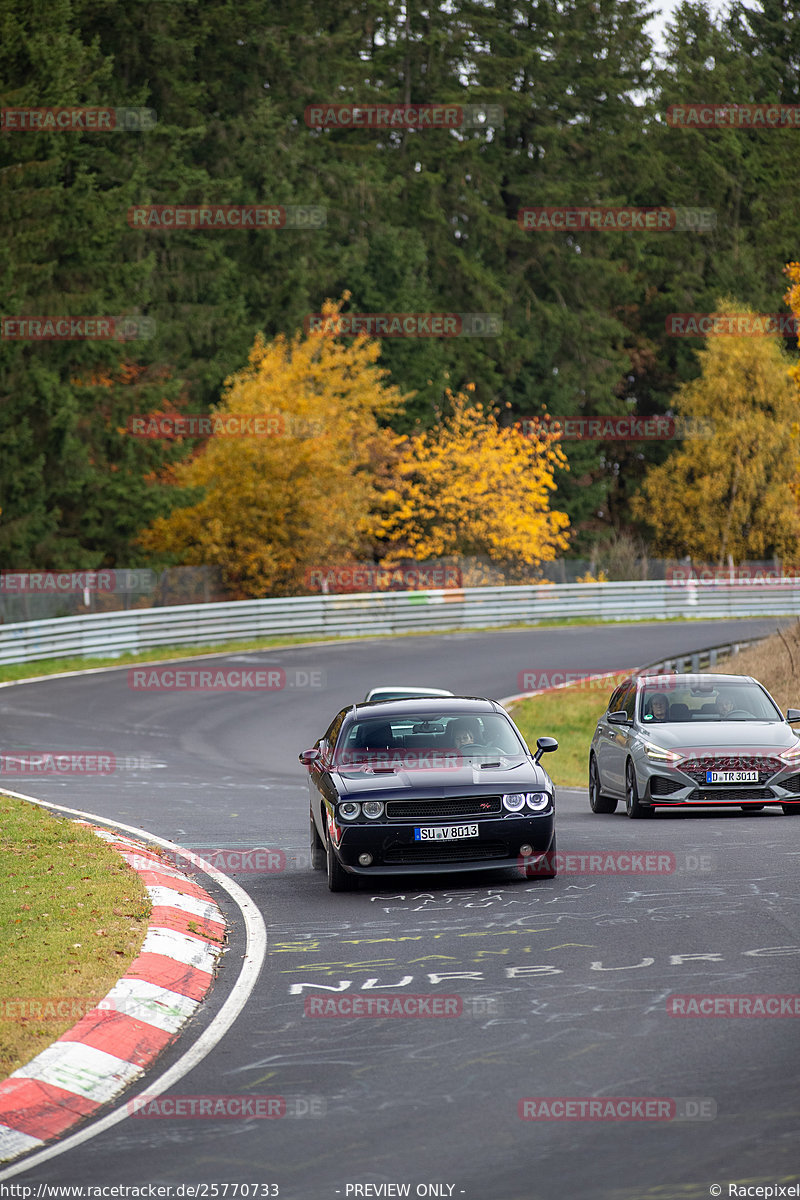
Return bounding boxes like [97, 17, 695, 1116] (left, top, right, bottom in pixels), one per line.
[526, 791, 551, 811]
[338, 801, 361, 820]
[361, 801, 384, 819]
[502, 792, 526, 812]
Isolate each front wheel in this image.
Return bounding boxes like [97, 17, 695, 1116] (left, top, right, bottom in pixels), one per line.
[310, 812, 326, 870]
[524, 833, 557, 879]
[625, 761, 652, 819]
[326, 837, 356, 891]
[589, 755, 618, 814]
[782, 802, 800, 816]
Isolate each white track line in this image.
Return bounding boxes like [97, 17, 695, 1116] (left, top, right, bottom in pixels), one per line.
[0, 789, 267, 1180]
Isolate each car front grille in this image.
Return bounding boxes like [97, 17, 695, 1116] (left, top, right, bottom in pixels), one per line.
[782, 773, 800, 794]
[680, 755, 782, 784]
[687, 787, 776, 803]
[382, 840, 508, 864]
[385, 796, 503, 820]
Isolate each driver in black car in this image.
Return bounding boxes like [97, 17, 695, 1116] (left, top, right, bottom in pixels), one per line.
[449, 717, 484, 749]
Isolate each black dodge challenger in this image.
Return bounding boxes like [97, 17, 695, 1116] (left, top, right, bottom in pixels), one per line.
[299, 696, 558, 891]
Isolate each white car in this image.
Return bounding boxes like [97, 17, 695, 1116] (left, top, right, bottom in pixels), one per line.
[363, 686, 454, 704]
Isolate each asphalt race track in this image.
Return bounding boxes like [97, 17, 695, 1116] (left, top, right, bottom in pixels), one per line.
[2, 618, 799, 1200]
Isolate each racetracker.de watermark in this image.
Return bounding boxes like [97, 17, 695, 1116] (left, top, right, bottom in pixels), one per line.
[0, 106, 156, 131]
[667, 563, 800, 586]
[305, 312, 501, 337]
[1, 316, 155, 341]
[667, 103, 800, 128]
[521, 851, 675, 875]
[304, 564, 462, 592]
[520, 850, 714, 874]
[518, 207, 716, 231]
[127, 205, 325, 230]
[0, 753, 116, 776]
[520, 416, 675, 441]
[130, 846, 288, 874]
[666, 313, 799, 337]
[127, 1094, 325, 1118]
[0, 569, 156, 593]
[126, 414, 323, 439]
[518, 1097, 717, 1120]
[668, 994, 800, 1017]
[127, 667, 325, 691]
[520, 416, 714, 442]
[335, 750, 465, 771]
[0, 998, 114, 1021]
[516, 669, 632, 692]
[305, 994, 502, 1018]
[304, 103, 504, 130]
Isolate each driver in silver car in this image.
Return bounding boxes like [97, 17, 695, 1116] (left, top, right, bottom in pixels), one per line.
[647, 693, 669, 721]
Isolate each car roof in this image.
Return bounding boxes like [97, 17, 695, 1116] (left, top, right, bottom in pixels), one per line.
[635, 673, 757, 687]
[352, 696, 501, 717]
[365, 686, 454, 696]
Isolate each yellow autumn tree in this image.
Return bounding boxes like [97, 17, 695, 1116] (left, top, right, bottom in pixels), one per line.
[137, 298, 408, 596]
[632, 298, 800, 563]
[369, 389, 571, 576]
[786, 262, 800, 394]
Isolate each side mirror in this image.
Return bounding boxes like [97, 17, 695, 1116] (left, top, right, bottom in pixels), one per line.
[534, 736, 559, 763]
[607, 710, 631, 726]
[787, 709, 800, 723]
[298, 747, 320, 765]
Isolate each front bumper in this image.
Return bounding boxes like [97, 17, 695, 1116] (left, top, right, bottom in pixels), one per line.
[332, 814, 556, 876]
[641, 762, 800, 807]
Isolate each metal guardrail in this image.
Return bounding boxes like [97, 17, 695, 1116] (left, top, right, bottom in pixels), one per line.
[641, 638, 765, 675]
[0, 580, 798, 667]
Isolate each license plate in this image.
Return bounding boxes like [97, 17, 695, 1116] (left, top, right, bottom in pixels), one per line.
[414, 824, 479, 841]
[705, 770, 759, 783]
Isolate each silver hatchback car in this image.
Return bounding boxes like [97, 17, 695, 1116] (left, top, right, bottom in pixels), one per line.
[589, 673, 800, 818]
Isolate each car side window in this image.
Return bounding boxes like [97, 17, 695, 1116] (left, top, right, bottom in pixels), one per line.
[322, 710, 347, 755]
[608, 681, 635, 719]
[620, 684, 637, 720]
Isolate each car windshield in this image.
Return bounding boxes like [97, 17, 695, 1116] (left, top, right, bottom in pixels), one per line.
[335, 712, 526, 763]
[638, 678, 781, 723]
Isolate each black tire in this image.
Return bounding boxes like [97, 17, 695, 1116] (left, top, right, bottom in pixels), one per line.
[625, 761, 652, 819]
[782, 803, 800, 815]
[525, 833, 557, 879]
[310, 811, 326, 870]
[589, 755, 618, 814]
[326, 837, 355, 891]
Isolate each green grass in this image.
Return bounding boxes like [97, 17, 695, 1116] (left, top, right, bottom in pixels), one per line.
[509, 677, 626, 788]
[0, 795, 151, 1076]
[0, 613, 739, 686]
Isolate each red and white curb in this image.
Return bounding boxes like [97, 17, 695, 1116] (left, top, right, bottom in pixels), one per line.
[0, 827, 227, 1163]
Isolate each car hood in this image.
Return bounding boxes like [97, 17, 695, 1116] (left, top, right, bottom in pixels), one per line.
[334, 756, 548, 797]
[636, 722, 800, 754]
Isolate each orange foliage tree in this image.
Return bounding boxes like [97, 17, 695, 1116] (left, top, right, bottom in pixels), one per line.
[137, 299, 408, 596]
[368, 389, 571, 577]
